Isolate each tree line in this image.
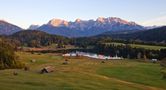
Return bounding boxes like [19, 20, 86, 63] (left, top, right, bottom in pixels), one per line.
[73, 37, 166, 60]
[92, 43, 166, 60]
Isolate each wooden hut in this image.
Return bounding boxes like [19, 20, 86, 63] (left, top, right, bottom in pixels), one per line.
[40, 66, 54, 74]
[30, 59, 36, 63]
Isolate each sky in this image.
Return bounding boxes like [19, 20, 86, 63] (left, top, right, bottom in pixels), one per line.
[0, 0, 166, 29]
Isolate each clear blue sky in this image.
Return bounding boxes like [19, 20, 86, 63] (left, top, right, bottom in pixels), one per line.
[0, 0, 166, 28]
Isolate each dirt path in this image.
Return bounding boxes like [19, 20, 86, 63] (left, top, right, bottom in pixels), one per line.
[106, 76, 164, 90]
[83, 72, 164, 90]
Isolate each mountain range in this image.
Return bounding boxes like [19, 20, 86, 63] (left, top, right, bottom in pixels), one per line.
[37, 17, 144, 37]
[0, 19, 165, 43]
[7, 26, 166, 48]
[0, 17, 159, 37]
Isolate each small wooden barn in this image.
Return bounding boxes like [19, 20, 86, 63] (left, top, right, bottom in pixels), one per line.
[30, 59, 36, 63]
[40, 66, 54, 74]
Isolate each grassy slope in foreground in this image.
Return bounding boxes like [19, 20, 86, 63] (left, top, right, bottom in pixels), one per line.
[0, 52, 165, 90]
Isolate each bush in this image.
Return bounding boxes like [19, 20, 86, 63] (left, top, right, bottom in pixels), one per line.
[0, 40, 24, 69]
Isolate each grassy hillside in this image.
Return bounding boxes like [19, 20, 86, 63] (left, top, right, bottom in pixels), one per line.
[0, 52, 165, 90]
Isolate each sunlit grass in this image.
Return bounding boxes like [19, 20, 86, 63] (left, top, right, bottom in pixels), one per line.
[0, 52, 165, 90]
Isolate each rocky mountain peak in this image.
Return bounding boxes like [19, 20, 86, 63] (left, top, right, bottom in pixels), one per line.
[48, 18, 69, 27]
[96, 17, 105, 23]
[37, 17, 145, 37]
[107, 17, 129, 24]
[75, 18, 82, 23]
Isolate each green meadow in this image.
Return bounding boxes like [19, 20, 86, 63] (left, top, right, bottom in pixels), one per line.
[107, 42, 166, 50]
[0, 52, 165, 90]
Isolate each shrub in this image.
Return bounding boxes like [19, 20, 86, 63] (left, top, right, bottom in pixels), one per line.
[0, 40, 24, 69]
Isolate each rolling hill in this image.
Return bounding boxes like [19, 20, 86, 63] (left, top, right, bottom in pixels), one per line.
[97, 26, 166, 42]
[9, 30, 70, 47]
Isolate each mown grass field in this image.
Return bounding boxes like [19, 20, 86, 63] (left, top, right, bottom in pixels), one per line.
[130, 44, 166, 50]
[0, 52, 166, 90]
[107, 42, 166, 50]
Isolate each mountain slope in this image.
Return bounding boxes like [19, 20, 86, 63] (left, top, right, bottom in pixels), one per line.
[97, 26, 166, 42]
[37, 17, 144, 37]
[0, 20, 22, 35]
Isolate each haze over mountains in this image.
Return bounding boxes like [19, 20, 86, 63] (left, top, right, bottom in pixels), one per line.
[0, 17, 145, 37]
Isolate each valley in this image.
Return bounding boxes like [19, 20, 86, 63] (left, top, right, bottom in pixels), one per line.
[0, 27, 166, 90]
[0, 52, 165, 90]
[1, 0, 166, 90]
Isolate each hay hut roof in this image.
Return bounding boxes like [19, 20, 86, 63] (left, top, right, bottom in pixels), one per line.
[41, 66, 54, 74]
